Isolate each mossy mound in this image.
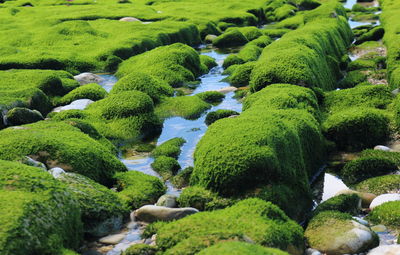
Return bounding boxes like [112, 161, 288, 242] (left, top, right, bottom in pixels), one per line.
[155, 96, 211, 120]
[212, 29, 248, 48]
[57, 173, 129, 237]
[341, 157, 398, 185]
[355, 26, 384, 45]
[58, 83, 107, 105]
[229, 62, 256, 87]
[151, 156, 180, 180]
[322, 108, 390, 151]
[155, 198, 304, 255]
[200, 55, 217, 71]
[205, 109, 239, 126]
[313, 194, 361, 216]
[0, 160, 82, 255]
[197, 241, 290, 255]
[0, 121, 126, 186]
[355, 175, 400, 195]
[5, 107, 43, 126]
[110, 72, 174, 103]
[171, 166, 193, 189]
[115, 171, 166, 209]
[123, 244, 158, 255]
[196, 91, 225, 104]
[177, 186, 233, 211]
[337, 70, 368, 88]
[368, 201, 400, 229]
[152, 137, 186, 159]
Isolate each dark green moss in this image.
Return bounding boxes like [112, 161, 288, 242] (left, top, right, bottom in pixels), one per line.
[171, 167, 193, 189]
[355, 26, 384, 45]
[196, 91, 225, 104]
[5, 107, 44, 126]
[313, 194, 361, 216]
[152, 137, 186, 159]
[151, 156, 180, 180]
[213, 29, 248, 48]
[205, 109, 239, 126]
[338, 71, 368, 88]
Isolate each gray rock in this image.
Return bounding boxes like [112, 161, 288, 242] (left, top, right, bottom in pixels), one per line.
[306, 248, 322, 255]
[134, 205, 198, 223]
[156, 194, 177, 208]
[74, 72, 103, 85]
[367, 245, 400, 255]
[370, 194, 400, 210]
[90, 216, 124, 237]
[52, 99, 94, 112]
[5, 107, 44, 126]
[21, 156, 47, 171]
[99, 233, 126, 244]
[392, 88, 399, 96]
[119, 17, 141, 22]
[374, 145, 392, 152]
[49, 167, 66, 178]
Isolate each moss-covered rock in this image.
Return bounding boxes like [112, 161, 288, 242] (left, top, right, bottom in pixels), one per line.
[305, 211, 379, 255]
[338, 70, 368, 88]
[123, 244, 157, 255]
[229, 62, 256, 87]
[355, 175, 400, 195]
[177, 186, 233, 211]
[156, 198, 304, 255]
[313, 194, 361, 216]
[205, 109, 239, 126]
[58, 83, 107, 105]
[171, 166, 193, 189]
[115, 171, 166, 210]
[110, 72, 174, 103]
[200, 55, 217, 71]
[155, 96, 211, 120]
[152, 137, 186, 159]
[368, 201, 400, 229]
[355, 26, 384, 45]
[151, 156, 180, 180]
[5, 107, 44, 126]
[0, 160, 82, 255]
[223, 55, 245, 69]
[196, 91, 225, 104]
[341, 157, 398, 185]
[57, 173, 129, 237]
[197, 241, 290, 255]
[213, 29, 248, 48]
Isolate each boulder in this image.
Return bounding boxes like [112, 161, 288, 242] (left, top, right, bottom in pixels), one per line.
[156, 194, 177, 208]
[74, 72, 104, 85]
[5, 107, 44, 126]
[374, 145, 392, 152]
[370, 194, 400, 210]
[336, 189, 377, 208]
[367, 245, 400, 255]
[20, 156, 47, 171]
[52, 99, 94, 112]
[134, 205, 198, 223]
[119, 17, 141, 22]
[49, 167, 66, 178]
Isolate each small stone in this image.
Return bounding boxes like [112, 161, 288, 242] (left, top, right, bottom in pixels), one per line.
[119, 17, 141, 22]
[74, 72, 103, 85]
[371, 225, 387, 233]
[370, 194, 400, 210]
[52, 99, 94, 112]
[306, 248, 322, 255]
[99, 233, 126, 245]
[134, 205, 198, 223]
[216, 86, 238, 94]
[21, 156, 47, 171]
[374, 145, 392, 152]
[156, 194, 177, 208]
[49, 167, 66, 178]
[367, 244, 400, 255]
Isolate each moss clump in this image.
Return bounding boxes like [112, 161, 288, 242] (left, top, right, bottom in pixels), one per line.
[337, 71, 368, 88]
[196, 91, 225, 104]
[355, 26, 384, 45]
[247, 35, 273, 48]
[57, 173, 129, 237]
[262, 28, 291, 38]
[152, 137, 186, 159]
[5, 107, 43, 126]
[58, 83, 107, 105]
[368, 201, 400, 229]
[0, 121, 126, 186]
[151, 156, 180, 180]
[123, 244, 158, 255]
[171, 167, 193, 189]
[355, 175, 400, 195]
[155, 96, 211, 120]
[0, 160, 82, 255]
[341, 157, 398, 185]
[274, 4, 297, 21]
[200, 55, 217, 71]
[156, 198, 304, 254]
[232, 26, 263, 41]
[177, 186, 233, 211]
[348, 59, 377, 71]
[197, 241, 290, 255]
[110, 72, 174, 103]
[205, 109, 239, 126]
[229, 62, 256, 87]
[115, 171, 166, 209]
[313, 194, 361, 216]
[212, 29, 248, 48]
[61, 249, 80, 255]
[322, 108, 390, 151]
[223, 55, 245, 69]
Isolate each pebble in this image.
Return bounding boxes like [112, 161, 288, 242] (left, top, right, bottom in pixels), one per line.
[216, 86, 237, 94]
[119, 17, 141, 22]
[306, 248, 322, 255]
[374, 145, 392, 152]
[99, 233, 126, 245]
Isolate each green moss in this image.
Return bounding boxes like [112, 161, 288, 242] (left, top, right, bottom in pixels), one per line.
[197, 241, 290, 255]
[155, 96, 211, 120]
[57, 173, 129, 236]
[354, 175, 400, 195]
[313, 194, 361, 216]
[60, 249, 79, 255]
[171, 166, 193, 189]
[322, 107, 390, 151]
[151, 156, 180, 180]
[338, 70, 368, 88]
[123, 244, 158, 255]
[152, 137, 186, 159]
[177, 186, 233, 211]
[247, 35, 273, 48]
[231, 26, 263, 41]
[223, 55, 245, 69]
[355, 26, 384, 45]
[110, 72, 174, 103]
[274, 4, 297, 21]
[0, 160, 82, 255]
[352, 4, 368, 12]
[58, 83, 107, 105]
[200, 55, 217, 71]
[0, 121, 126, 186]
[156, 198, 304, 254]
[348, 59, 377, 71]
[205, 109, 239, 126]
[341, 157, 398, 185]
[196, 91, 225, 104]
[5, 107, 43, 126]
[262, 28, 291, 38]
[115, 170, 166, 209]
[229, 61, 253, 87]
[212, 29, 248, 48]
[368, 201, 400, 229]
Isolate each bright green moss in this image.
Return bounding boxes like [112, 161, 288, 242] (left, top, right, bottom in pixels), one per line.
[212, 29, 248, 48]
[205, 109, 239, 126]
[57, 173, 129, 236]
[156, 198, 304, 254]
[115, 170, 166, 209]
[151, 156, 180, 180]
[152, 137, 186, 159]
[237, 45, 262, 62]
[262, 28, 291, 38]
[355, 26, 384, 45]
[313, 194, 361, 216]
[198, 241, 290, 255]
[0, 121, 126, 186]
[322, 107, 390, 151]
[368, 201, 400, 229]
[355, 175, 400, 195]
[247, 35, 273, 48]
[177, 186, 233, 211]
[274, 4, 297, 21]
[341, 157, 398, 185]
[110, 72, 174, 103]
[348, 59, 377, 71]
[123, 244, 158, 255]
[200, 55, 217, 71]
[171, 166, 193, 189]
[116, 43, 202, 87]
[58, 83, 107, 105]
[155, 96, 211, 120]
[338, 70, 368, 88]
[234, 26, 263, 41]
[391, 94, 400, 129]
[229, 62, 256, 86]
[223, 55, 245, 69]
[196, 91, 225, 104]
[0, 160, 82, 255]
[60, 249, 80, 255]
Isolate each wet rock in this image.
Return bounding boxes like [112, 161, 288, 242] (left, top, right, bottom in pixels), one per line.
[99, 233, 126, 244]
[374, 145, 392, 152]
[5, 107, 44, 126]
[353, 217, 369, 226]
[336, 189, 377, 208]
[74, 72, 103, 85]
[204, 34, 217, 43]
[367, 245, 400, 255]
[156, 194, 177, 208]
[370, 194, 400, 210]
[371, 225, 387, 233]
[216, 86, 238, 94]
[134, 205, 198, 223]
[306, 248, 322, 255]
[49, 167, 66, 178]
[52, 99, 94, 112]
[119, 17, 141, 22]
[21, 156, 47, 171]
